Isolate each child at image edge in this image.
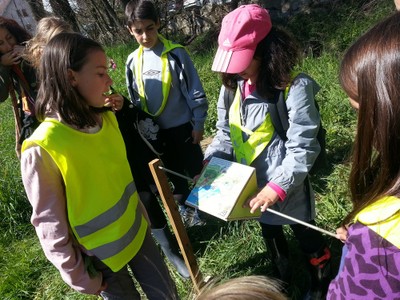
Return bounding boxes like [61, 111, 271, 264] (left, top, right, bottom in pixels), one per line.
[204, 5, 331, 299]
[194, 275, 288, 300]
[124, 0, 208, 226]
[20, 32, 178, 300]
[0, 17, 38, 158]
[327, 11, 400, 299]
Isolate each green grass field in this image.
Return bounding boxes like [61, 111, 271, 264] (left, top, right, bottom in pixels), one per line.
[0, 0, 395, 298]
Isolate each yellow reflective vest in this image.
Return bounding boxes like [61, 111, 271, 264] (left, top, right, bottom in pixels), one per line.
[229, 75, 297, 165]
[22, 111, 148, 271]
[355, 195, 400, 249]
[229, 88, 275, 165]
[134, 34, 184, 116]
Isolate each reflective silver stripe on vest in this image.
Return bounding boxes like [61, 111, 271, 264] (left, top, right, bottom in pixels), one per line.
[90, 202, 143, 260]
[74, 181, 137, 238]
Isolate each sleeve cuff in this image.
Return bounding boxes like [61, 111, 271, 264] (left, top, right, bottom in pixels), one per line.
[267, 182, 286, 202]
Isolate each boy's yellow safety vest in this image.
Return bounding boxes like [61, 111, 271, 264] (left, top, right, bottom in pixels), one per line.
[22, 111, 148, 272]
[134, 34, 184, 117]
[355, 195, 400, 248]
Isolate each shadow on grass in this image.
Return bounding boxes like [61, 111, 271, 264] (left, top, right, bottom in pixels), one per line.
[186, 214, 229, 255]
[178, 133, 353, 299]
[309, 141, 353, 194]
[187, 223, 345, 300]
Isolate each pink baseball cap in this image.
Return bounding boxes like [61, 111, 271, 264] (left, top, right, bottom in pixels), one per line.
[212, 4, 272, 74]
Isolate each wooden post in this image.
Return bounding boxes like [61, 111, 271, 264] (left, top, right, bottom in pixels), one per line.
[148, 159, 204, 292]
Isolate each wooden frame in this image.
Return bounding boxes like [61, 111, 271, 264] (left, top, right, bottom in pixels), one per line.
[148, 158, 204, 292]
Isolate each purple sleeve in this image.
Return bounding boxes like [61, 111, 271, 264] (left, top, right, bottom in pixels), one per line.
[327, 222, 400, 299]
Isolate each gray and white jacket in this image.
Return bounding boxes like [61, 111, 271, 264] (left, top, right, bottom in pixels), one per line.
[125, 41, 208, 131]
[204, 73, 321, 225]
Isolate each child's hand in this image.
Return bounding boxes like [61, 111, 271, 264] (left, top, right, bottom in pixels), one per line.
[104, 93, 123, 112]
[336, 225, 348, 243]
[13, 45, 25, 56]
[192, 130, 204, 144]
[246, 185, 279, 214]
[1, 50, 20, 66]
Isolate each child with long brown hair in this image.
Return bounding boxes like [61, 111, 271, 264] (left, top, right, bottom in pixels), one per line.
[0, 17, 37, 158]
[328, 11, 400, 299]
[21, 32, 179, 299]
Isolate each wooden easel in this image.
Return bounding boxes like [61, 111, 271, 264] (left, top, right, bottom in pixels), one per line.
[148, 159, 204, 292]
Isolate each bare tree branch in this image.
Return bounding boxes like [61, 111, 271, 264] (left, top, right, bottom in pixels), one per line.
[26, 0, 47, 21]
[48, 0, 80, 32]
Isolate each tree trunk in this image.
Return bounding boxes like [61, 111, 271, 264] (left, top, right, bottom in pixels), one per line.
[26, 0, 47, 21]
[82, 0, 129, 43]
[48, 0, 80, 32]
[100, 0, 124, 29]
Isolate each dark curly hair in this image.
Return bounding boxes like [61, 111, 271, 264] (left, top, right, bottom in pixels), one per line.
[0, 16, 31, 45]
[222, 26, 300, 99]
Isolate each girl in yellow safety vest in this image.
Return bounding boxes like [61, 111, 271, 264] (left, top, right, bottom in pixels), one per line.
[204, 5, 331, 299]
[20, 33, 179, 299]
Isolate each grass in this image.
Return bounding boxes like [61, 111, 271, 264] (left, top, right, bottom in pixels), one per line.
[0, 0, 395, 298]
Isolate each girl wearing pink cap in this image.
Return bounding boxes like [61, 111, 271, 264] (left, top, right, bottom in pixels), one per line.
[205, 4, 331, 299]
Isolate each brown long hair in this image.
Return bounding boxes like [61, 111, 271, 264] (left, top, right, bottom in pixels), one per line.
[339, 11, 400, 224]
[36, 33, 105, 128]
